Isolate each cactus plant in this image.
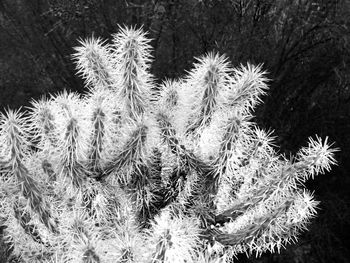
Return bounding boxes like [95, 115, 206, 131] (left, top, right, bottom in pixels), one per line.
[0, 26, 337, 263]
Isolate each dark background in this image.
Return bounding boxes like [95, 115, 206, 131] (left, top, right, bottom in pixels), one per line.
[0, 0, 349, 262]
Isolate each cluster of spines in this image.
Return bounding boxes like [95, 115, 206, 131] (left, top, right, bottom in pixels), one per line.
[112, 26, 153, 120]
[73, 37, 115, 89]
[0, 110, 57, 232]
[0, 25, 338, 263]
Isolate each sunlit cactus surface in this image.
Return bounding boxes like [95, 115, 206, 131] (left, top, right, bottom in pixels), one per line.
[0, 26, 337, 263]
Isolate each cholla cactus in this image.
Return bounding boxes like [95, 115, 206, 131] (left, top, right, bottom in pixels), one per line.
[0, 26, 337, 262]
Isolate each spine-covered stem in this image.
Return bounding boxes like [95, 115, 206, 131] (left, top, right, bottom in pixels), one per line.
[1, 111, 56, 232]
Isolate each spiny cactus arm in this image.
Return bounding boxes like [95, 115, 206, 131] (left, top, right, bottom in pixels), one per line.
[27, 98, 59, 182]
[86, 94, 109, 176]
[53, 91, 89, 188]
[13, 199, 48, 246]
[156, 111, 215, 206]
[156, 112, 182, 155]
[238, 127, 276, 168]
[208, 191, 318, 256]
[28, 97, 57, 148]
[103, 122, 148, 182]
[157, 79, 181, 109]
[130, 148, 167, 225]
[204, 136, 336, 257]
[0, 109, 57, 233]
[73, 37, 115, 89]
[59, 120, 88, 188]
[81, 89, 122, 180]
[296, 136, 337, 177]
[156, 111, 220, 225]
[214, 126, 275, 203]
[213, 136, 336, 226]
[210, 115, 246, 193]
[156, 112, 212, 175]
[0, 109, 30, 163]
[185, 53, 232, 134]
[228, 64, 268, 113]
[155, 85, 196, 207]
[97, 117, 163, 226]
[88, 106, 105, 174]
[112, 26, 153, 120]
